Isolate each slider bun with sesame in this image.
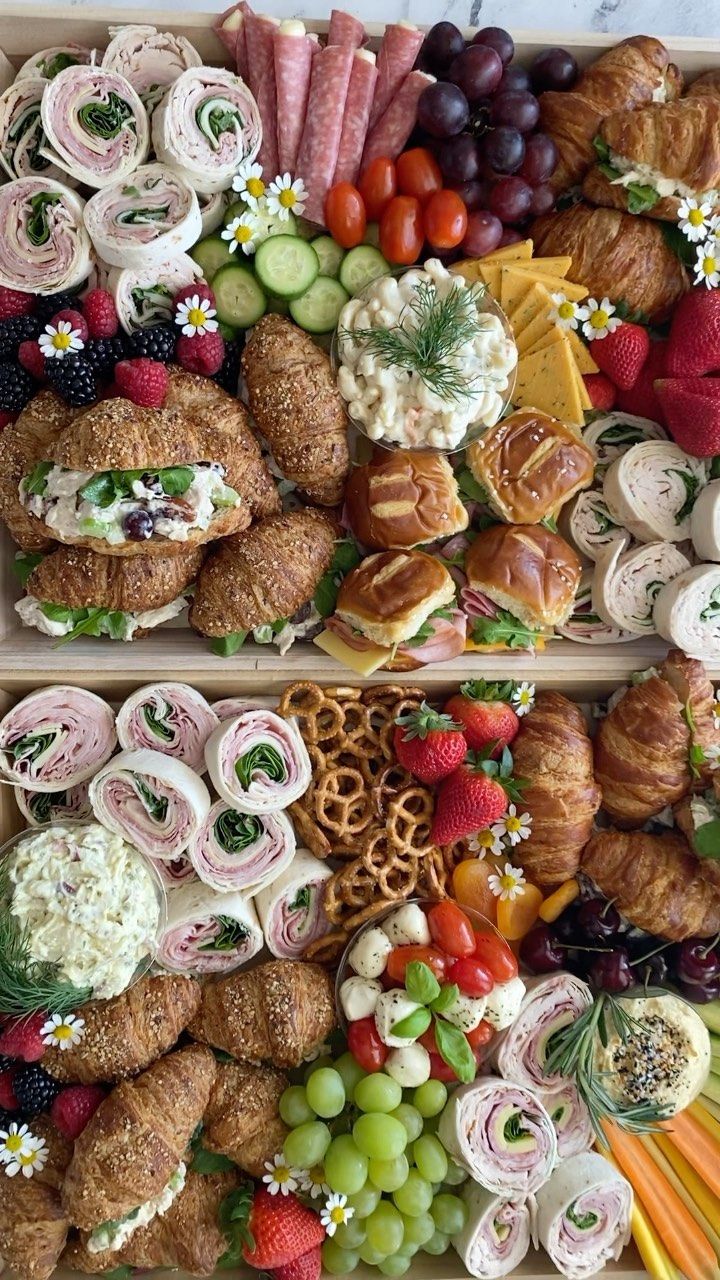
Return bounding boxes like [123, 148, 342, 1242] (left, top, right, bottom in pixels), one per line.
[345, 449, 469, 550]
[335, 550, 456, 651]
[465, 524, 582, 629]
[466, 409, 596, 525]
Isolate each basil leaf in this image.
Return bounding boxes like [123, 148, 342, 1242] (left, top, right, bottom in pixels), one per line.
[391, 1007, 432, 1039]
[235, 743, 286, 792]
[314, 538, 362, 618]
[134, 777, 168, 823]
[143, 699, 173, 743]
[290, 886, 311, 911]
[27, 193, 60, 247]
[158, 466, 194, 496]
[434, 1017, 476, 1084]
[13, 551, 44, 587]
[78, 92, 133, 141]
[23, 460, 53, 496]
[431, 983, 460, 1015]
[405, 961, 441, 1006]
[213, 809, 263, 854]
[211, 631, 247, 657]
[199, 915, 249, 952]
[694, 819, 720, 860]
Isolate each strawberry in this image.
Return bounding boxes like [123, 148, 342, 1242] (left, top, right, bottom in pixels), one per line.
[238, 1188, 325, 1270]
[431, 745, 526, 846]
[274, 1246, 322, 1280]
[51, 1084, 105, 1140]
[393, 701, 466, 783]
[591, 321, 650, 391]
[666, 288, 720, 377]
[616, 338, 667, 423]
[0, 1066, 19, 1111]
[443, 680, 519, 756]
[655, 378, 720, 457]
[0, 1013, 47, 1062]
[583, 373, 616, 411]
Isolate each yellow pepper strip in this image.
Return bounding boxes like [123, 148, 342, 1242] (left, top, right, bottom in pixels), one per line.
[689, 1099, 720, 1144]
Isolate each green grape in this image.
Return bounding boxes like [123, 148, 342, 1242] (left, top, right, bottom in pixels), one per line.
[359, 1240, 387, 1265]
[423, 1229, 450, 1255]
[414, 1079, 447, 1118]
[354, 1073, 402, 1114]
[346, 1182, 381, 1219]
[399, 1242, 421, 1258]
[368, 1153, 409, 1192]
[365, 1201, 404, 1255]
[279, 1085, 315, 1128]
[353, 1113, 407, 1160]
[393, 1169, 433, 1217]
[324, 1135, 368, 1195]
[413, 1134, 448, 1184]
[378, 1256, 411, 1275]
[283, 1121, 331, 1168]
[304, 1054, 333, 1082]
[322, 1240, 359, 1274]
[423, 1112, 441, 1134]
[443, 1158, 469, 1186]
[305, 1067, 346, 1118]
[390, 1103, 424, 1143]
[335, 1051, 366, 1097]
[401, 1212, 436, 1247]
[431, 1193, 468, 1235]
[334, 1218, 366, 1249]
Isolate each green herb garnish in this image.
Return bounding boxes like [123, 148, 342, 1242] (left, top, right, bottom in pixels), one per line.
[567, 1204, 599, 1231]
[78, 92, 134, 140]
[235, 744, 286, 792]
[196, 97, 242, 149]
[471, 609, 541, 650]
[0, 861, 92, 1017]
[503, 1111, 530, 1144]
[199, 916, 249, 952]
[41, 51, 83, 78]
[664, 467, 700, 524]
[134, 777, 168, 823]
[405, 605, 454, 647]
[213, 809, 263, 854]
[289, 886, 311, 912]
[593, 136, 659, 215]
[26, 192, 61, 247]
[700, 584, 720, 623]
[11, 731, 55, 765]
[23, 460, 54, 496]
[211, 632, 248, 658]
[143, 699, 174, 743]
[116, 204, 171, 226]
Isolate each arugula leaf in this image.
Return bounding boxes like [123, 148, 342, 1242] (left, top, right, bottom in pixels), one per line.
[471, 610, 540, 650]
[213, 809, 263, 854]
[433, 1016, 475, 1084]
[79, 473, 119, 508]
[455, 465, 489, 505]
[405, 961, 441, 1006]
[405, 606, 454, 647]
[290, 886, 311, 911]
[503, 1110, 531, 1144]
[541, 514, 558, 533]
[23, 460, 53, 496]
[158, 466, 194, 496]
[664, 467, 700, 523]
[391, 1007, 432, 1039]
[626, 183, 659, 215]
[13, 551, 43, 586]
[211, 632, 248, 657]
[55, 607, 111, 646]
[199, 916, 250, 952]
[700, 584, 720, 623]
[40, 602, 74, 622]
[694, 818, 720, 860]
[592, 135, 611, 163]
[314, 538, 362, 618]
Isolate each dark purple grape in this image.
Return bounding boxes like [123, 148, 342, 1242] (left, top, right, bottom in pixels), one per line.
[676, 978, 720, 1004]
[498, 64, 531, 94]
[577, 899, 622, 943]
[518, 132, 559, 184]
[472, 26, 514, 67]
[417, 82, 469, 138]
[489, 175, 533, 223]
[461, 209, 503, 257]
[530, 46, 579, 92]
[123, 509, 155, 541]
[423, 21, 466, 74]
[520, 924, 565, 974]
[439, 132, 481, 183]
[450, 179, 490, 210]
[588, 947, 635, 994]
[481, 126, 525, 175]
[448, 45, 503, 103]
[498, 227, 524, 247]
[676, 938, 720, 984]
[529, 184, 555, 216]
[490, 90, 540, 134]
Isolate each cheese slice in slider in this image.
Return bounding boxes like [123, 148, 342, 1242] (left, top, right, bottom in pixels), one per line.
[314, 629, 391, 677]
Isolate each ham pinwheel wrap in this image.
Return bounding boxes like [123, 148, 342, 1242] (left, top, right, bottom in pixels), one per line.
[189, 800, 296, 895]
[452, 1183, 532, 1279]
[602, 441, 707, 544]
[437, 1078, 557, 1195]
[592, 541, 691, 636]
[151, 67, 261, 195]
[254, 847, 333, 958]
[532, 1153, 633, 1280]
[653, 564, 720, 661]
[157, 881, 263, 974]
[198, 189, 228, 236]
[83, 165, 202, 269]
[582, 412, 667, 476]
[0, 686, 116, 790]
[564, 491, 630, 562]
[493, 974, 593, 1094]
[17, 44, 92, 81]
[691, 479, 720, 561]
[106, 253, 203, 331]
[204, 710, 312, 814]
[0, 80, 71, 182]
[40, 65, 150, 189]
[536, 1084, 594, 1162]
[211, 697, 264, 720]
[89, 748, 211, 861]
[14, 781, 92, 826]
[102, 24, 203, 114]
[116, 683, 219, 773]
[154, 854, 197, 887]
[556, 575, 635, 645]
[0, 177, 92, 294]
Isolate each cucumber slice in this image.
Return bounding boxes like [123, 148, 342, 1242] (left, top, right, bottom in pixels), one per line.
[254, 235, 319, 300]
[260, 208, 297, 240]
[339, 245, 390, 296]
[290, 276, 350, 334]
[311, 235, 346, 279]
[212, 263, 266, 329]
[224, 198, 247, 224]
[190, 234, 234, 282]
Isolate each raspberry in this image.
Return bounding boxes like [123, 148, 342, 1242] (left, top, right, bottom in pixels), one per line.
[50, 308, 89, 343]
[0, 411, 17, 429]
[0, 287, 34, 320]
[173, 281, 215, 312]
[0, 363, 33, 412]
[176, 331, 225, 376]
[18, 340, 46, 381]
[83, 288, 119, 339]
[0, 1013, 47, 1062]
[51, 1084, 105, 1140]
[115, 357, 168, 408]
[12, 1064, 60, 1117]
[0, 1067, 19, 1111]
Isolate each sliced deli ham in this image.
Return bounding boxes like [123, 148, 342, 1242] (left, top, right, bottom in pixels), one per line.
[533, 1153, 632, 1280]
[452, 1183, 532, 1279]
[653, 564, 720, 661]
[89, 748, 211, 861]
[362, 70, 435, 171]
[151, 67, 261, 195]
[189, 799, 296, 895]
[602, 440, 707, 544]
[204, 709, 312, 813]
[0, 79, 70, 183]
[274, 21, 315, 176]
[328, 10, 366, 48]
[368, 21, 425, 130]
[245, 11, 280, 180]
[254, 848, 333, 958]
[0, 177, 92, 294]
[40, 66, 150, 189]
[296, 44, 354, 224]
[334, 50, 378, 186]
[158, 882, 263, 975]
[493, 974, 593, 1094]
[101, 24, 202, 115]
[107, 253, 204, 332]
[396, 608, 467, 665]
[438, 1077, 557, 1195]
[592, 540, 691, 635]
[83, 165, 202, 269]
[0, 687, 116, 790]
[116, 682, 218, 773]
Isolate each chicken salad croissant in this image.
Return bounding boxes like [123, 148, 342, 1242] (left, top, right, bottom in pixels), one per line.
[0, 1118, 72, 1280]
[0, 391, 75, 552]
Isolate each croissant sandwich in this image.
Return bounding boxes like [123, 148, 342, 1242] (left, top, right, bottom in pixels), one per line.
[0, 1118, 72, 1280]
[674, 772, 720, 892]
[0, 391, 75, 552]
[201, 1060, 289, 1176]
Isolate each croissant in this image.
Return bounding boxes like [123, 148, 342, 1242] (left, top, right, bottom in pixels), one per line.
[26, 544, 203, 627]
[674, 772, 720, 891]
[242, 315, 350, 506]
[43, 974, 202, 1085]
[582, 828, 720, 940]
[0, 390, 74, 552]
[508, 691, 601, 885]
[581, 165, 682, 221]
[688, 69, 720, 99]
[660, 649, 718, 791]
[188, 959, 336, 1069]
[202, 1060, 289, 1176]
[0, 1118, 72, 1280]
[62, 1043, 216, 1231]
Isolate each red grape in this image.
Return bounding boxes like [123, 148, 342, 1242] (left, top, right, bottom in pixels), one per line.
[518, 132, 559, 184]
[480, 126, 524, 175]
[499, 228, 524, 246]
[460, 209, 503, 256]
[529, 184, 555, 216]
[472, 26, 514, 66]
[438, 132, 481, 183]
[490, 90, 540, 134]
[530, 46, 579, 92]
[423, 21, 465, 74]
[489, 176, 533, 223]
[417, 82, 469, 138]
[451, 179, 490, 210]
[448, 45, 503, 103]
[498, 64, 531, 94]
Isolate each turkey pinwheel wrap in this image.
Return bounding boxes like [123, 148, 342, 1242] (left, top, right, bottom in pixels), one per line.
[116, 683, 219, 773]
[254, 848, 332, 958]
[564, 491, 630, 562]
[154, 854, 197, 888]
[0, 79, 71, 182]
[602, 441, 706, 544]
[556, 574, 635, 645]
[14, 781, 92, 826]
[205, 711, 312, 814]
[198, 190, 228, 236]
[493, 974, 593, 1094]
[40, 66, 150, 189]
[536, 1084, 594, 1161]
[691, 479, 720, 561]
[212, 697, 264, 720]
[83, 165, 201, 269]
[157, 881, 263, 974]
[190, 801, 295, 895]
[102, 24, 202, 115]
[437, 1078, 557, 1195]
[89, 748, 211, 860]
[17, 44, 92, 81]
[0, 177, 92, 294]
[0, 686, 115, 790]
[452, 1182, 531, 1279]
[532, 1152, 633, 1280]
[151, 67, 262, 195]
[582, 412, 668, 476]
[653, 564, 720, 661]
[107, 253, 203, 332]
[592, 540, 691, 635]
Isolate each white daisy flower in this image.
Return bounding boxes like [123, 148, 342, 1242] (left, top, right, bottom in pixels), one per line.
[232, 160, 266, 209]
[41, 1012, 86, 1051]
[469, 827, 506, 858]
[221, 211, 261, 256]
[266, 173, 307, 221]
[548, 293, 589, 332]
[678, 198, 714, 243]
[174, 294, 218, 336]
[695, 239, 720, 290]
[300, 1166, 331, 1200]
[262, 1153, 301, 1196]
[5, 1134, 48, 1179]
[38, 320, 84, 360]
[320, 1192, 354, 1237]
[582, 297, 621, 342]
[0, 1124, 34, 1166]
[503, 804, 533, 846]
[488, 862, 527, 902]
[511, 681, 535, 717]
[713, 693, 720, 731]
[303, 1041, 332, 1063]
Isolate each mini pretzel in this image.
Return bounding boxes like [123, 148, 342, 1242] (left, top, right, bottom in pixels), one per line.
[372, 763, 415, 819]
[387, 786, 435, 855]
[417, 848, 451, 899]
[323, 858, 378, 923]
[362, 828, 420, 900]
[304, 930, 348, 965]
[362, 685, 425, 709]
[288, 800, 332, 860]
[313, 766, 374, 838]
[329, 741, 383, 787]
[277, 681, 346, 746]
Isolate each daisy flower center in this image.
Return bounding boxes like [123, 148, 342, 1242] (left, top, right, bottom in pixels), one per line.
[19, 1150, 37, 1167]
[703, 255, 717, 275]
[233, 224, 253, 244]
[330, 1207, 346, 1224]
[4, 1134, 23, 1154]
[500, 873, 518, 892]
[689, 208, 705, 226]
[477, 830, 495, 847]
[246, 176, 265, 199]
[187, 306, 207, 326]
[279, 188, 297, 209]
[505, 815, 522, 834]
[275, 1165, 292, 1184]
[51, 332, 72, 351]
[558, 301, 575, 320]
[53, 1024, 73, 1041]
[590, 308, 609, 330]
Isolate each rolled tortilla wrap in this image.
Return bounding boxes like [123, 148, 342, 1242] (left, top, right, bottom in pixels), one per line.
[532, 1152, 632, 1280]
[83, 165, 202, 269]
[592, 540, 691, 635]
[691, 478, 720, 561]
[582, 411, 667, 475]
[452, 1182, 531, 1279]
[602, 441, 706, 543]
[157, 881, 263, 974]
[536, 1084, 594, 1161]
[556, 573, 636, 645]
[437, 1077, 557, 1195]
[564, 491, 630, 562]
[116, 682, 219, 773]
[154, 854, 197, 888]
[40, 66, 150, 189]
[653, 564, 720, 661]
[89, 748, 211, 860]
[102, 24, 203, 115]
[211, 697, 265, 720]
[205, 710, 311, 814]
[106, 253, 203, 332]
[151, 67, 261, 195]
[0, 79, 72, 182]
[14, 781, 92, 826]
[190, 800, 296, 895]
[0, 177, 92, 294]
[17, 44, 92, 81]
[0, 686, 116, 790]
[198, 189, 228, 236]
[493, 973, 593, 1094]
[254, 848, 332, 958]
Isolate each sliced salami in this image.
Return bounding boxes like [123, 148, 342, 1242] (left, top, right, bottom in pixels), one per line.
[369, 21, 425, 130]
[245, 11, 280, 179]
[274, 20, 314, 176]
[296, 43, 354, 224]
[334, 49, 378, 186]
[327, 10, 366, 48]
[213, 0, 251, 81]
[362, 69, 435, 171]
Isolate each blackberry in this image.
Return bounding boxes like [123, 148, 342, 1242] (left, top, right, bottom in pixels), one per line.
[214, 339, 241, 395]
[127, 324, 176, 363]
[34, 290, 81, 324]
[0, 1106, 15, 1129]
[0, 314, 41, 357]
[12, 1064, 60, 1117]
[83, 336, 125, 378]
[46, 355, 97, 407]
[0, 1054, 14, 1073]
[0, 361, 33, 412]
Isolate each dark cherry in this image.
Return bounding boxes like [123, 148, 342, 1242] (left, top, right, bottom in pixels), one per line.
[520, 924, 564, 973]
[676, 978, 720, 1005]
[588, 947, 635, 994]
[123, 509, 155, 541]
[577, 898, 622, 943]
[676, 938, 720, 985]
[633, 952, 669, 986]
[553, 905, 583, 946]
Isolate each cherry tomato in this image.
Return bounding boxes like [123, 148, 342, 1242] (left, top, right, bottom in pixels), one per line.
[347, 1016, 388, 1072]
[359, 156, 397, 221]
[466, 1019, 495, 1052]
[448, 957, 494, 997]
[396, 147, 443, 203]
[423, 189, 468, 250]
[386, 945, 448, 985]
[419, 1023, 438, 1055]
[428, 1050, 459, 1082]
[473, 931, 519, 981]
[428, 900, 476, 958]
[379, 195, 424, 265]
[324, 182, 367, 249]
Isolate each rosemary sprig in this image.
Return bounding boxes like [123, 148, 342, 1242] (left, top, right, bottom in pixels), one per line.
[0, 861, 92, 1017]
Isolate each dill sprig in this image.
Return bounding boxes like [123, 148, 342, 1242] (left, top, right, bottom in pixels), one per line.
[0, 860, 92, 1017]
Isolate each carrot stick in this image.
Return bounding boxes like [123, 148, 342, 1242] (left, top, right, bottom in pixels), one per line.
[661, 1108, 720, 1199]
[601, 1147, 681, 1280]
[689, 1100, 720, 1145]
[653, 1133, 720, 1255]
[639, 1136, 720, 1260]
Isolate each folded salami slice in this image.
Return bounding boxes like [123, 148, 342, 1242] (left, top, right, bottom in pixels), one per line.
[582, 412, 668, 475]
[328, 10, 366, 48]
[362, 70, 435, 171]
[536, 1084, 594, 1161]
[592, 540, 691, 635]
[83, 164, 201, 269]
[555, 574, 635, 645]
[157, 881, 263, 975]
[0, 686, 116, 790]
[692, 478, 720, 560]
[564, 491, 630, 562]
[452, 1183, 531, 1279]
[437, 1078, 557, 1195]
[17, 44, 92, 82]
[102, 24, 202, 115]
[245, 12, 280, 179]
[89, 748, 211, 860]
[213, 1, 248, 71]
[533, 1153, 632, 1280]
[0, 79, 70, 182]
[152, 66, 261, 195]
[205, 709, 312, 814]
[274, 21, 314, 177]
[14, 781, 92, 826]
[653, 564, 720, 660]
[254, 847, 332, 958]
[296, 44, 354, 224]
[368, 22, 425, 130]
[0, 177, 92, 294]
[40, 66, 150, 189]
[334, 50, 378, 186]
[116, 682, 219, 772]
[603, 441, 707, 544]
[106, 252, 203, 332]
[493, 974, 593, 1094]
[190, 800, 296, 895]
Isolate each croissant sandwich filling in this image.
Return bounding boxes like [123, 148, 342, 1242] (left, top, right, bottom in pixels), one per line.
[15, 591, 189, 642]
[87, 1162, 187, 1254]
[596, 135, 720, 203]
